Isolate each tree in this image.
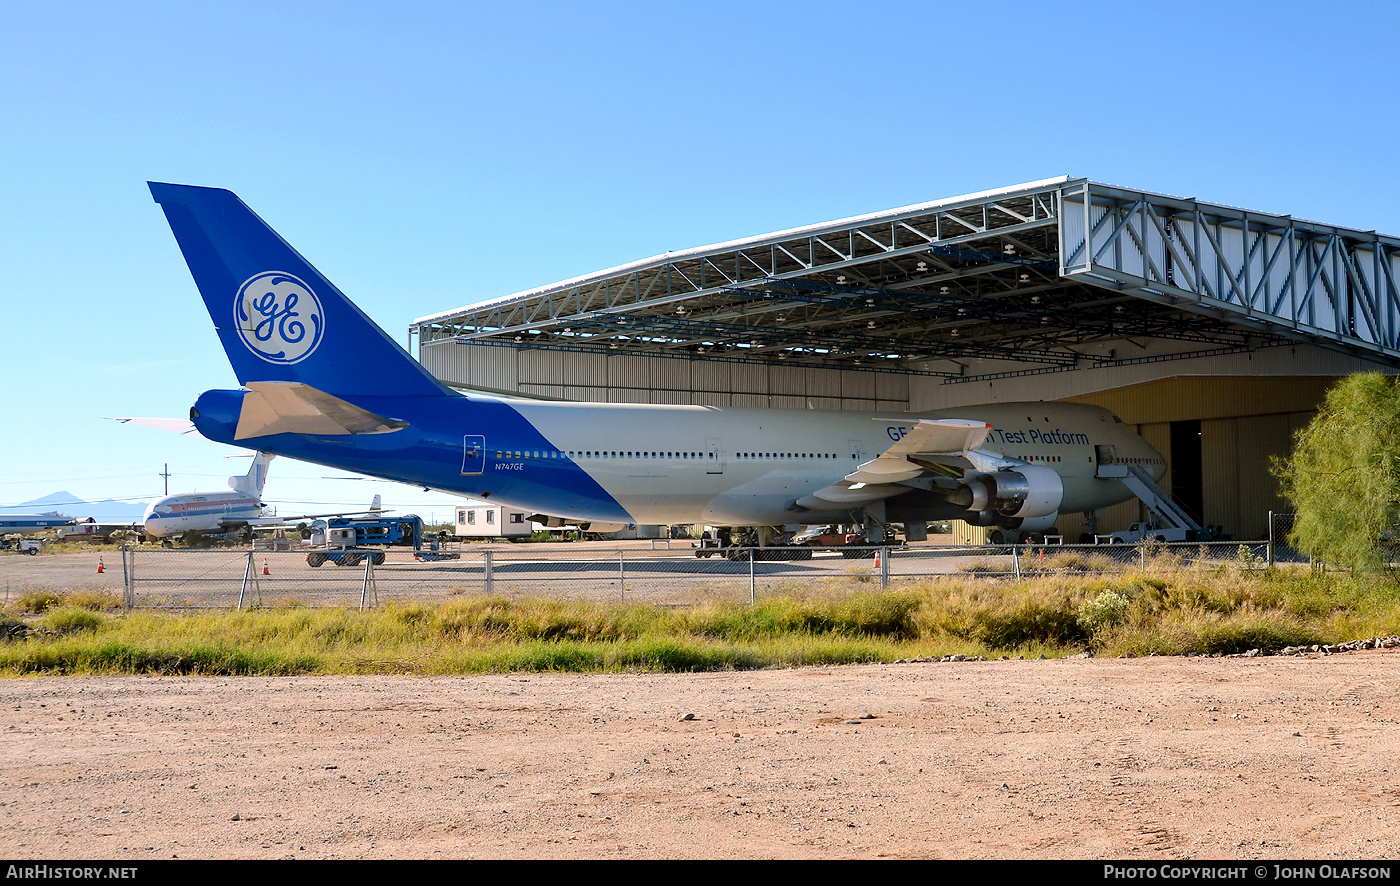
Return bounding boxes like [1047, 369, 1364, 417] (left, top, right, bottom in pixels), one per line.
[1275, 372, 1400, 570]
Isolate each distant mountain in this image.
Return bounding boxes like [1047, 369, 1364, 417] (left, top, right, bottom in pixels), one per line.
[18, 491, 85, 507]
[2, 492, 147, 523]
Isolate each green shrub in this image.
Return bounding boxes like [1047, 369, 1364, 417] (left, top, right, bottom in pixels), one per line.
[1078, 588, 1132, 635]
[39, 606, 106, 634]
[13, 590, 65, 613]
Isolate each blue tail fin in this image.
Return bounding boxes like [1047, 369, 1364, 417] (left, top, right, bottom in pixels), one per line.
[149, 183, 452, 400]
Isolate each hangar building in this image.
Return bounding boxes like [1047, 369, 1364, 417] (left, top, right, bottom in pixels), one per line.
[410, 176, 1400, 540]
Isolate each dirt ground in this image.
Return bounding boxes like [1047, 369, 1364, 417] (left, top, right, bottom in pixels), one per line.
[4, 650, 1400, 860]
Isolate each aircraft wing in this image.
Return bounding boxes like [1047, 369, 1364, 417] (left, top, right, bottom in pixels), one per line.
[216, 517, 290, 530]
[282, 494, 387, 522]
[795, 418, 993, 510]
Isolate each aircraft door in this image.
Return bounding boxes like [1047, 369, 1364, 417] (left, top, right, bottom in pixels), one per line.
[1094, 444, 1126, 478]
[848, 439, 866, 465]
[461, 435, 485, 475]
[706, 437, 724, 474]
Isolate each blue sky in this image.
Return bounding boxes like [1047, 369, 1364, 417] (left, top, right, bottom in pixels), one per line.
[3, 0, 1399, 520]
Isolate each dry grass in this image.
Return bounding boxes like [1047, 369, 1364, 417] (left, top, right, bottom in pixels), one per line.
[0, 568, 1396, 674]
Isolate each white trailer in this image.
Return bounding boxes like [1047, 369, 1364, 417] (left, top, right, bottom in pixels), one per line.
[454, 505, 533, 538]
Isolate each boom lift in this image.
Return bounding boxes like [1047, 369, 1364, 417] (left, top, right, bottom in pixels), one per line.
[305, 515, 458, 566]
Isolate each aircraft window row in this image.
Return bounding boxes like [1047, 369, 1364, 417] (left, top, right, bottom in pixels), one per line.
[1019, 455, 1063, 463]
[497, 450, 716, 459]
[491, 450, 844, 461]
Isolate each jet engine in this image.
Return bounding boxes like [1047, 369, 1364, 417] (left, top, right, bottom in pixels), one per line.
[946, 466, 1064, 520]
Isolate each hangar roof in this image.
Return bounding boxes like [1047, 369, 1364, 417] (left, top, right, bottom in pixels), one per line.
[412, 176, 1400, 384]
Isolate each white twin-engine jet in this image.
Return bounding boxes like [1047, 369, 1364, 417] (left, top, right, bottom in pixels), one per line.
[147, 183, 1166, 539]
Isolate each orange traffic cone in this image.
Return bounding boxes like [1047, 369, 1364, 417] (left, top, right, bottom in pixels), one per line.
[262, 557, 270, 575]
[873, 549, 881, 569]
[97, 556, 105, 574]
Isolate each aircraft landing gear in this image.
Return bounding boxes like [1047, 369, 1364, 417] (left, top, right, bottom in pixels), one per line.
[694, 525, 818, 561]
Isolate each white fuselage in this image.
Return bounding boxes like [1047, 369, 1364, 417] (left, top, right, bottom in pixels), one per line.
[494, 399, 1164, 526]
[142, 492, 263, 538]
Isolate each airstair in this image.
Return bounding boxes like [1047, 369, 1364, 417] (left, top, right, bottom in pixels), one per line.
[1116, 465, 1203, 532]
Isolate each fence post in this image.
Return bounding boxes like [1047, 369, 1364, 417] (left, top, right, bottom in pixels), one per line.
[238, 549, 254, 610]
[360, 553, 376, 611]
[749, 547, 755, 605]
[880, 546, 889, 589]
[1267, 510, 1275, 567]
[120, 542, 133, 610]
[484, 550, 493, 595]
[1012, 544, 1021, 579]
[619, 550, 625, 602]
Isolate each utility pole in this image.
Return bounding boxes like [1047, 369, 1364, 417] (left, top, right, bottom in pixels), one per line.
[160, 463, 171, 495]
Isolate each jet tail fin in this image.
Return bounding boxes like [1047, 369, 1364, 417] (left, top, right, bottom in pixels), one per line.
[147, 182, 453, 401]
[229, 452, 275, 496]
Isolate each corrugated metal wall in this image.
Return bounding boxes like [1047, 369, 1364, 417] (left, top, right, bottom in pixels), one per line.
[419, 341, 911, 412]
[1066, 378, 1331, 539]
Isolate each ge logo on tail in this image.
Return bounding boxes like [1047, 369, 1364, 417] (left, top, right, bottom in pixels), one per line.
[234, 272, 325, 364]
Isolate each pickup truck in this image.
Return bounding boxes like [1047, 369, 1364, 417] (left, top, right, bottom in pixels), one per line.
[1097, 522, 1193, 544]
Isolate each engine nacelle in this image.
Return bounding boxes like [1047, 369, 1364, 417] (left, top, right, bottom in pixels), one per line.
[947, 466, 1064, 519]
[1004, 512, 1061, 532]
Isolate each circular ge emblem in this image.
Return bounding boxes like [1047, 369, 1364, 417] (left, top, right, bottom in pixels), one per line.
[234, 271, 325, 364]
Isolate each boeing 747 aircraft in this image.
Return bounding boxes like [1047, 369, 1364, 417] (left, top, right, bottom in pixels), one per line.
[148, 183, 1166, 544]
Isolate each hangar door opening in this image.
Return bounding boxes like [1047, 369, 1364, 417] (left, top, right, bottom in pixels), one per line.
[1169, 420, 1204, 527]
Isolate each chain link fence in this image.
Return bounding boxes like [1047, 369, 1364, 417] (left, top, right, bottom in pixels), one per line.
[68, 537, 1284, 609]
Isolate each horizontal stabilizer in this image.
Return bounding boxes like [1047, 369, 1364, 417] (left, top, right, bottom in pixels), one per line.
[234, 382, 409, 440]
[107, 417, 198, 436]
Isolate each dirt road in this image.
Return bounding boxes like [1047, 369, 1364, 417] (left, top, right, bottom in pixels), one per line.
[4, 650, 1399, 859]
